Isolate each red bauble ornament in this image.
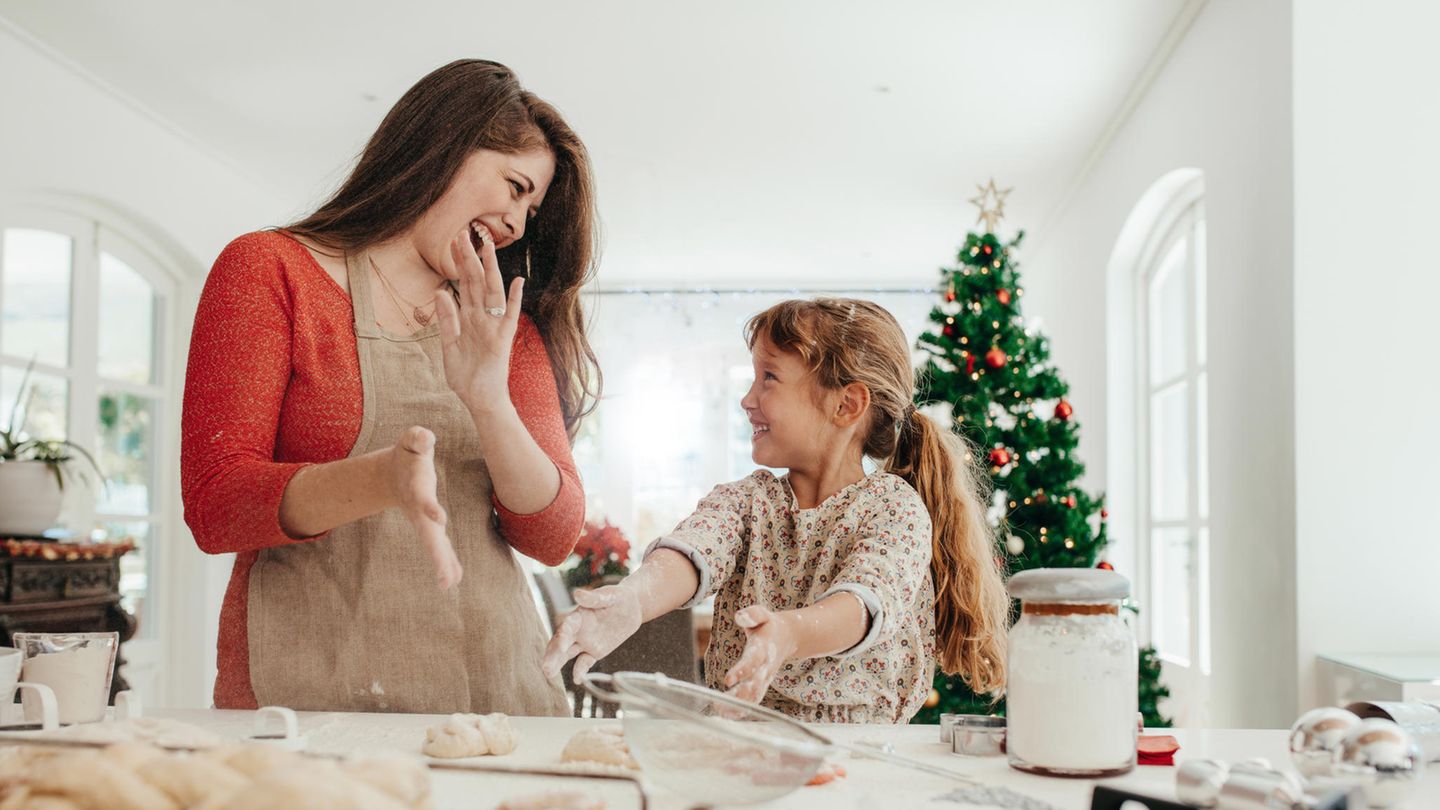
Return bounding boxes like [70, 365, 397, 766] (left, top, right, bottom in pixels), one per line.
[988, 448, 1011, 467]
[997, 288, 1012, 305]
[965, 353, 976, 374]
[1101, 509, 1109, 519]
[985, 347, 1008, 369]
[945, 289, 957, 303]
[1097, 561, 1115, 571]
[1055, 399, 1074, 420]
[943, 323, 958, 338]
[983, 244, 993, 255]
[1065, 495, 1078, 508]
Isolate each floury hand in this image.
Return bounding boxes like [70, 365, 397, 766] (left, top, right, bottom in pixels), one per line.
[541, 585, 643, 681]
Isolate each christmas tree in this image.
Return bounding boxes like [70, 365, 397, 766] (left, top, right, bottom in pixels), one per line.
[910, 180, 1171, 727]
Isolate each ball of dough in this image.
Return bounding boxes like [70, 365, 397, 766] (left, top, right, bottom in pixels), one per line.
[473, 713, 517, 756]
[560, 727, 638, 770]
[422, 717, 486, 759]
[421, 713, 516, 758]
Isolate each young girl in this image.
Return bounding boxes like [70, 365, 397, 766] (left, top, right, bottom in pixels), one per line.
[543, 298, 1008, 723]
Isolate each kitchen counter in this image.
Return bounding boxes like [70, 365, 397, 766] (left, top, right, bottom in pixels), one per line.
[8, 708, 1438, 809]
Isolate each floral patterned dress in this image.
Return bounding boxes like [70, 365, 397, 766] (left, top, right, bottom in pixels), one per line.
[647, 469, 936, 723]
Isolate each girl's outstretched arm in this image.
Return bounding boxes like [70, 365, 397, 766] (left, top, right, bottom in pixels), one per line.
[541, 547, 700, 681]
[544, 474, 756, 682]
[722, 594, 869, 703]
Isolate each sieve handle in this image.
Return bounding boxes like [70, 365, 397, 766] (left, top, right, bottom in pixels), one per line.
[579, 672, 626, 706]
[837, 739, 980, 785]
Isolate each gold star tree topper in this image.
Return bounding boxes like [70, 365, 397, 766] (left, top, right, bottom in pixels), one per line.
[969, 178, 1013, 234]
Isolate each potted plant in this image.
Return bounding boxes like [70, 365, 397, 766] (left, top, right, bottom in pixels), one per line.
[563, 518, 632, 592]
[0, 361, 103, 537]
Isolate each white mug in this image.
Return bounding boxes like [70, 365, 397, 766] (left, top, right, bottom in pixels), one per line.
[0, 647, 58, 731]
[13, 632, 117, 725]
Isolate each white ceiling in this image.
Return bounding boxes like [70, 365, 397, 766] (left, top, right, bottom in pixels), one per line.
[0, 1, 1185, 286]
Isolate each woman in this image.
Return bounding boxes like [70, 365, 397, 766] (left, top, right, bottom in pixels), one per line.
[181, 60, 599, 715]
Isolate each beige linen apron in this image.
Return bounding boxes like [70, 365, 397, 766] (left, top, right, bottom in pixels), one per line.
[247, 251, 569, 716]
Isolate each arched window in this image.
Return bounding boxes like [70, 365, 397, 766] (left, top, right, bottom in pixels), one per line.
[1107, 169, 1210, 722]
[0, 202, 183, 700]
[1140, 194, 1209, 671]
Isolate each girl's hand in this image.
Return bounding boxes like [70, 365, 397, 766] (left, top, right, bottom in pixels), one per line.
[542, 585, 643, 682]
[434, 224, 524, 414]
[723, 605, 799, 704]
[387, 426, 462, 590]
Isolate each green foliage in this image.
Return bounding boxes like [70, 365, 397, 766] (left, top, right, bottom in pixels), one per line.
[1, 359, 103, 490]
[1138, 646, 1173, 728]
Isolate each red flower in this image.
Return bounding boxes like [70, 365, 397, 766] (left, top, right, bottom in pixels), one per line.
[573, 519, 631, 575]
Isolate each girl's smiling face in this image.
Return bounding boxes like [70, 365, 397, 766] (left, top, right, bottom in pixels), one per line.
[741, 336, 843, 470]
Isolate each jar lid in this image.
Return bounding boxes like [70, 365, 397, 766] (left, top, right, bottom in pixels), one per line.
[1008, 567, 1130, 602]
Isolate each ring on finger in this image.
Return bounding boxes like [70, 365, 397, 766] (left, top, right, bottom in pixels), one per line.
[485, 306, 506, 317]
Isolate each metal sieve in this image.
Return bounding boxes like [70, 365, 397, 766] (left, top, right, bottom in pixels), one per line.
[583, 671, 979, 807]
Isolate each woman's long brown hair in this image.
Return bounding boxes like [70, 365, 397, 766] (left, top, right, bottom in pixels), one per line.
[287, 59, 599, 436]
[745, 298, 1009, 695]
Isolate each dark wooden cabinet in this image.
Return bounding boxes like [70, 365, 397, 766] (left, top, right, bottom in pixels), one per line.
[0, 539, 138, 700]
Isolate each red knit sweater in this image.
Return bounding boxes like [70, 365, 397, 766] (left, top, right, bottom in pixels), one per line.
[181, 231, 584, 709]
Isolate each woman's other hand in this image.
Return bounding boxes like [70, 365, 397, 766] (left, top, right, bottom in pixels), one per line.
[388, 426, 462, 589]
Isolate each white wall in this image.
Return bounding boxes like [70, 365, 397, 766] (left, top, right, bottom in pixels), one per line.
[1023, 0, 1296, 727]
[1292, 1, 1440, 711]
[1, 20, 288, 707]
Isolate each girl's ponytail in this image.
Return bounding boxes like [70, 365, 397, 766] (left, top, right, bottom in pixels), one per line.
[887, 410, 1009, 694]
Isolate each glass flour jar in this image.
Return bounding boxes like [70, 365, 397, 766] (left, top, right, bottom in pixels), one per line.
[1005, 568, 1137, 777]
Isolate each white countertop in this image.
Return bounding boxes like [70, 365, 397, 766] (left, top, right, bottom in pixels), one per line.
[8, 708, 1439, 809]
[1318, 653, 1440, 683]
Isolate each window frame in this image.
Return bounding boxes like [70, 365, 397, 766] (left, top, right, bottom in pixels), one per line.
[1132, 195, 1211, 674]
[0, 197, 187, 700]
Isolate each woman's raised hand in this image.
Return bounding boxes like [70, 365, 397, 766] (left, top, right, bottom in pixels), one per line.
[387, 426, 462, 590]
[434, 224, 523, 414]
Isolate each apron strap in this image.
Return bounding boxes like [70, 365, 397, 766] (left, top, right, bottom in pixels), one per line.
[346, 251, 381, 339]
